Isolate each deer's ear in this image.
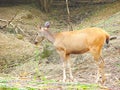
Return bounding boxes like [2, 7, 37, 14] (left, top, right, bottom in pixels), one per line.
[44, 21, 50, 28]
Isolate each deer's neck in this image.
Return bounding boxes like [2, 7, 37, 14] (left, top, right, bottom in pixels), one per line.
[43, 30, 55, 43]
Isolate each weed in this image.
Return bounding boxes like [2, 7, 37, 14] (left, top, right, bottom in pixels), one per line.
[0, 79, 7, 83]
[34, 47, 40, 61]
[40, 44, 53, 59]
[0, 85, 18, 90]
[116, 63, 120, 68]
[26, 87, 37, 90]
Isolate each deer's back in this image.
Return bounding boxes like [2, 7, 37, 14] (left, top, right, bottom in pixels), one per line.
[54, 27, 108, 54]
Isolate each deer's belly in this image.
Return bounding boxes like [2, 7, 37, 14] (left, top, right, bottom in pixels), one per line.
[67, 48, 89, 54]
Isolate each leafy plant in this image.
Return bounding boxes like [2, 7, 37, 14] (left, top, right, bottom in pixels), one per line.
[116, 63, 120, 68]
[26, 87, 37, 90]
[0, 86, 18, 90]
[0, 79, 7, 83]
[40, 44, 53, 59]
[34, 47, 40, 61]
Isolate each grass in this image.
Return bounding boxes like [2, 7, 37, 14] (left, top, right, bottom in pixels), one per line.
[96, 11, 120, 34]
[0, 82, 100, 90]
[75, 0, 120, 33]
[0, 32, 35, 73]
[0, 1, 120, 90]
[0, 80, 7, 84]
[0, 76, 102, 90]
[116, 63, 120, 68]
[0, 86, 18, 90]
[0, 75, 109, 90]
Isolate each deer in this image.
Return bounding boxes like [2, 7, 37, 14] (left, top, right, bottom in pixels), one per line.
[34, 22, 110, 84]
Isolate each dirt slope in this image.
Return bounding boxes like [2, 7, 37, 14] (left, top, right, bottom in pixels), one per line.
[0, 1, 120, 90]
[0, 33, 35, 73]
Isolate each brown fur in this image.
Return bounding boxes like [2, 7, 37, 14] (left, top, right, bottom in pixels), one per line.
[35, 27, 110, 84]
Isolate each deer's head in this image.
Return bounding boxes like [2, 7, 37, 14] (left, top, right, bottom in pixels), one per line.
[34, 21, 50, 45]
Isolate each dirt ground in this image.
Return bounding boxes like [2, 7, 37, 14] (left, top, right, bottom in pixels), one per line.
[0, 35, 119, 90]
[34, 36, 120, 90]
[0, 1, 120, 90]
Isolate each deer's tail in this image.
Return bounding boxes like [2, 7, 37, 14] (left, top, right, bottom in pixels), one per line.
[105, 33, 110, 44]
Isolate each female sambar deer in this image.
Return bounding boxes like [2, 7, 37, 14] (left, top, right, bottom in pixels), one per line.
[35, 22, 110, 84]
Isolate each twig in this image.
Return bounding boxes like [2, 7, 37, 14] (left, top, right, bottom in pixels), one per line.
[66, 0, 73, 31]
[10, 22, 29, 36]
[0, 12, 17, 29]
[0, 15, 29, 36]
[0, 19, 7, 22]
[7, 13, 17, 26]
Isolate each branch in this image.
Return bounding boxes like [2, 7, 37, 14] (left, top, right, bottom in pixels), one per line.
[10, 23, 29, 36]
[66, 0, 73, 31]
[0, 19, 7, 22]
[0, 19, 7, 29]
[7, 12, 18, 25]
[0, 12, 17, 29]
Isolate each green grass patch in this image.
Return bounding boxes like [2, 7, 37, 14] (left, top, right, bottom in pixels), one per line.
[0, 78, 104, 90]
[75, 1, 120, 35]
[116, 63, 120, 68]
[29, 80, 99, 90]
[0, 85, 18, 90]
[0, 80, 7, 83]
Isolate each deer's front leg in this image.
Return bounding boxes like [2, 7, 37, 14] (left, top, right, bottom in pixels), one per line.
[67, 57, 74, 81]
[62, 61, 67, 82]
[57, 49, 67, 82]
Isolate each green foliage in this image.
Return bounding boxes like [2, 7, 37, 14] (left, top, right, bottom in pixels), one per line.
[26, 87, 37, 90]
[0, 86, 18, 90]
[0, 77, 100, 90]
[116, 63, 120, 68]
[0, 86, 37, 90]
[34, 43, 53, 61]
[96, 12, 120, 35]
[40, 44, 53, 59]
[61, 83, 98, 90]
[0, 80, 7, 83]
[7, 27, 16, 34]
[34, 48, 40, 61]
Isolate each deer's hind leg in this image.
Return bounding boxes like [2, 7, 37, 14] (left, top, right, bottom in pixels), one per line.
[90, 47, 106, 84]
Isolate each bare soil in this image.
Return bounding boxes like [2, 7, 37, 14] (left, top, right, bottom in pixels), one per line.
[0, 1, 120, 90]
